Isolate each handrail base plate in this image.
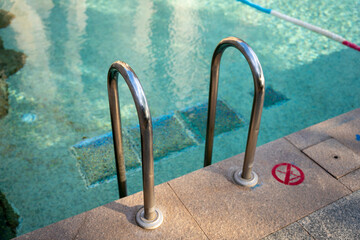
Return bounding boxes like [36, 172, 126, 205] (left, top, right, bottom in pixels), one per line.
[136, 207, 163, 229]
[233, 169, 258, 187]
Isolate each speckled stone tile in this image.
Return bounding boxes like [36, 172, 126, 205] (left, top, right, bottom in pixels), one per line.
[339, 168, 360, 192]
[329, 117, 360, 156]
[15, 183, 207, 240]
[285, 108, 360, 150]
[76, 183, 207, 240]
[178, 99, 244, 141]
[128, 113, 197, 160]
[71, 132, 140, 187]
[262, 222, 312, 240]
[168, 138, 350, 239]
[303, 138, 360, 179]
[14, 213, 87, 240]
[251, 86, 289, 108]
[299, 190, 360, 240]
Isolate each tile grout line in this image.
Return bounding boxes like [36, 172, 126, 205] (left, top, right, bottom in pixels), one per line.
[173, 112, 201, 145]
[337, 178, 354, 193]
[260, 222, 294, 239]
[283, 137, 341, 180]
[296, 221, 316, 240]
[295, 190, 359, 240]
[300, 142, 360, 191]
[299, 146, 354, 195]
[282, 137, 353, 216]
[296, 191, 353, 231]
[166, 182, 211, 240]
[339, 165, 360, 182]
[72, 213, 89, 240]
[284, 135, 332, 152]
[283, 137, 335, 174]
[285, 136, 359, 193]
[301, 150, 338, 180]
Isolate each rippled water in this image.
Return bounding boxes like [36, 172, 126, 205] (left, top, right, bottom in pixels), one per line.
[0, 0, 359, 236]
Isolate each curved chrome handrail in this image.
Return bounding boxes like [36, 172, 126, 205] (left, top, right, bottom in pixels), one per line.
[204, 37, 265, 187]
[107, 61, 163, 229]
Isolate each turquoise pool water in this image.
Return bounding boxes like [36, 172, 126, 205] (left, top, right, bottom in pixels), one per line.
[0, 0, 359, 236]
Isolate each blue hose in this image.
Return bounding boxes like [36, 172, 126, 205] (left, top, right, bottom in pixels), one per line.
[236, 0, 271, 14]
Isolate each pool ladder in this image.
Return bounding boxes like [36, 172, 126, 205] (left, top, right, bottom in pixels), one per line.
[108, 61, 163, 229]
[204, 37, 265, 187]
[107, 37, 264, 230]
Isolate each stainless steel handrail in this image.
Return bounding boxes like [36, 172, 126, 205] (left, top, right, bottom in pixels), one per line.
[204, 37, 265, 187]
[107, 61, 163, 229]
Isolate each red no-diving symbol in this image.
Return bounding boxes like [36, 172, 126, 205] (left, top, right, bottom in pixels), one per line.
[272, 163, 304, 185]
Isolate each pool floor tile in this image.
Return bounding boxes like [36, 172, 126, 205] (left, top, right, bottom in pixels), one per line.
[298, 190, 360, 240]
[71, 99, 244, 187]
[168, 138, 350, 239]
[303, 138, 360, 179]
[251, 86, 289, 108]
[71, 132, 140, 186]
[127, 113, 197, 160]
[178, 99, 244, 141]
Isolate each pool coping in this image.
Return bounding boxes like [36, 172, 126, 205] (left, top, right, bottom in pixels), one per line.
[14, 108, 360, 239]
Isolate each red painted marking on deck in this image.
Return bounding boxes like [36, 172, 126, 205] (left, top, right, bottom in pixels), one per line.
[272, 163, 304, 185]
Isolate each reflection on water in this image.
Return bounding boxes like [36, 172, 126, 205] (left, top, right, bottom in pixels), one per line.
[133, 0, 154, 61]
[63, 0, 92, 136]
[9, 0, 56, 103]
[0, 0, 358, 236]
[166, 0, 204, 108]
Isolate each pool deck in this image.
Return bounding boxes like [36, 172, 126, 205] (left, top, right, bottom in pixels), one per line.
[15, 108, 360, 239]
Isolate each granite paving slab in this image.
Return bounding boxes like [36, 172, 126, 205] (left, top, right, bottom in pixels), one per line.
[303, 138, 360, 179]
[329, 117, 360, 156]
[16, 183, 207, 240]
[262, 222, 312, 240]
[299, 190, 360, 240]
[285, 108, 360, 150]
[15, 183, 207, 240]
[73, 183, 207, 240]
[14, 213, 87, 240]
[168, 138, 350, 239]
[339, 168, 360, 192]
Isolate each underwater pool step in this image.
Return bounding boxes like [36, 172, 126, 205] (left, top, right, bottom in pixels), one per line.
[179, 100, 244, 141]
[250, 86, 289, 108]
[70, 99, 244, 187]
[70, 132, 141, 187]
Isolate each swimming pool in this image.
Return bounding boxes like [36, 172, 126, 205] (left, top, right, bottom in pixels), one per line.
[0, 0, 359, 236]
